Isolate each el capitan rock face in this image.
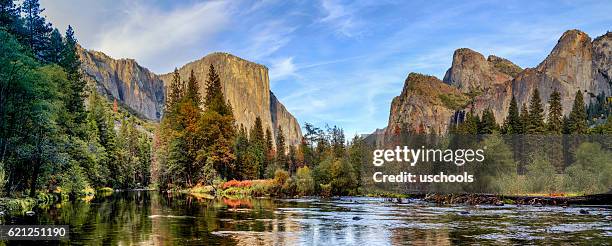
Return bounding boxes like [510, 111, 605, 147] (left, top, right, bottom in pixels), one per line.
[379, 29, 611, 138]
[79, 49, 302, 147]
[78, 46, 166, 120]
[159, 52, 302, 147]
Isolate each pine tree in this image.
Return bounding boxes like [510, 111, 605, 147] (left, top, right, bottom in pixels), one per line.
[44, 28, 62, 63]
[329, 125, 345, 158]
[185, 69, 201, 106]
[276, 126, 287, 170]
[0, 0, 19, 30]
[478, 108, 498, 134]
[264, 127, 274, 170]
[567, 91, 588, 134]
[528, 88, 545, 133]
[166, 68, 183, 109]
[288, 145, 298, 175]
[60, 25, 86, 125]
[547, 89, 563, 134]
[250, 117, 265, 178]
[503, 96, 521, 134]
[234, 125, 252, 180]
[203, 64, 231, 115]
[21, 0, 52, 61]
[457, 111, 479, 134]
[519, 103, 529, 134]
[199, 65, 236, 180]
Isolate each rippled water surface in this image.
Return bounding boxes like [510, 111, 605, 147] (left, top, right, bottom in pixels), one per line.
[1, 192, 610, 245]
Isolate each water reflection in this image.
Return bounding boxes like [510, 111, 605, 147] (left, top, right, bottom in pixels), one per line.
[0, 192, 610, 245]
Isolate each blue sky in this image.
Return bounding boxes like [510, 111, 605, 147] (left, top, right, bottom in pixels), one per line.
[41, 0, 612, 136]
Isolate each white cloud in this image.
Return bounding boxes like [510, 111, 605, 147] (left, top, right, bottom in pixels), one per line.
[270, 57, 297, 80]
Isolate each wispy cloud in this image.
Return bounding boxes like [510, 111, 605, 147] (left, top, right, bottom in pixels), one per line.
[269, 57, 297, 81]
[96, 1, 229, 71]
[318, 0, 360, 37]
[241, 20, 296, 60]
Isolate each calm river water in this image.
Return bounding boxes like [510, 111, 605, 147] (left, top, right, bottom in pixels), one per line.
[1, 191, 610, 245]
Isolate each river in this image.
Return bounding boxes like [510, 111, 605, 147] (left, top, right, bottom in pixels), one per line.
[1, 191, 610, 245]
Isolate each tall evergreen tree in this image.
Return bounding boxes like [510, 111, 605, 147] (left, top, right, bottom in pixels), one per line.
[166, 68, 183, 109]
[203, 64, 232, 115]
[288, 145, 298, 175]
[234, 125, 252, 180]
[457, 111, 479, 134]
[329, 125, 345, 158]
[503, 95, 521, 134]
[44, 28, 62, 63]
[264, 127, 274, 170]
[478, 108, 498, 134]
[21, 0, 51, 61]
[520, 103, 530, 134]
[250, 117, 265, 178]
[60, 25, 86, 126]
[547, 89, 563, 134]
[0, 0, 20, 31]
[185, 69, 201, 106]
[276, 126, 287, 170]
[199, 65, 236, 180]
[527, 88, 545, 133]
[567, 91, 588, 134]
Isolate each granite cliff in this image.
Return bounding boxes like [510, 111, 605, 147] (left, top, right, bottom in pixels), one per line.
[158, 52, 302, 147]
[79, 49, 302, 147]
[378, 29, 611, 139]
[78, 45, 166, 120]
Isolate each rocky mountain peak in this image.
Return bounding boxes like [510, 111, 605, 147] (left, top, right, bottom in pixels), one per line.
[443, 48, 514, 93]
[535, 29, 593, 88]
[387, 73, 466, 135]
[380, 29, 610, 139]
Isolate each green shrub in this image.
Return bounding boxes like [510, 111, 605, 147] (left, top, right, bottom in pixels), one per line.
[296, 167, 315, 196]
[272, 169, 290, 196]
[330, 158, 357, 195]
[250, 180, 273, 197]
[564, 142, 612, 194]
[281, 177, 296, 196]
[525, 155, 558, 193]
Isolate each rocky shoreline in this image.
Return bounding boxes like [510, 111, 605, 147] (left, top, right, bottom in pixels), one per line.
[422, 193, 611, 206]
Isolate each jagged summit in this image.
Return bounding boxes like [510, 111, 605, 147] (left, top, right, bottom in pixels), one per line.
[380, 29, 611, 138]
[443, 48, 514, 93]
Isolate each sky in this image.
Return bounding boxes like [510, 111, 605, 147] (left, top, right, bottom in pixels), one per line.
[40, 0, 612, 136]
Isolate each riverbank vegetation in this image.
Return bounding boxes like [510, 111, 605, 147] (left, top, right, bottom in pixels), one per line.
[0, 0, 151, 208]
[153, 63, 367, 196]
